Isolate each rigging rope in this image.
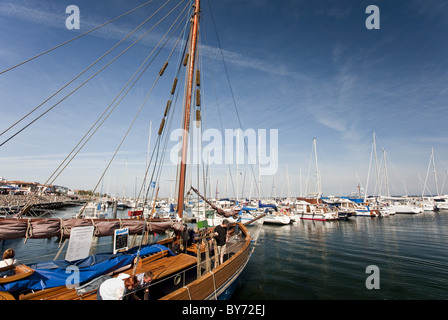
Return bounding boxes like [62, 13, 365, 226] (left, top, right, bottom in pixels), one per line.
[0, 0, 174, 146]
[137, 3, 195, 212]
[210, 270, 218, 300]
[183, 285, 193, 300]
[127, 2, 193, 212]
[199, 8, 238, 199]
[86, 0, 191, 206]
[0, 0, 157, 75]
[202, 0, 261, 199]
[16, 0, 190, 215]
[60, 0, 189, 191]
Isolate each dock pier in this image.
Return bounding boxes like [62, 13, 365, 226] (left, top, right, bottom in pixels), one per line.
[0, 195, 87, 218]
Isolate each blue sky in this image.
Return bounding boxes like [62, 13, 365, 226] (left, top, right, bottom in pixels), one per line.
[1, 0, 448, 198]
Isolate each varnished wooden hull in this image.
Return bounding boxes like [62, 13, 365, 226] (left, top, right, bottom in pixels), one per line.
[15, 223, 252, 300]
[161, 233, 251, 300]
[0, 264, 34, 284]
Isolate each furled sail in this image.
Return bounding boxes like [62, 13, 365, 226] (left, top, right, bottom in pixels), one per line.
[190, 186, 241, 218]
[0, 218, 185, 241]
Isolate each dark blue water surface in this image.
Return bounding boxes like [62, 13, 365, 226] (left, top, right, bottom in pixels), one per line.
[234, 212, 448, 300]
[2, 208, 447, 300]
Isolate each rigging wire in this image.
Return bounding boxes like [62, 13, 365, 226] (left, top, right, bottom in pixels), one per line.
[200, 17, 237, 200]
[140, 9, 192, 211]
[0, 0, 157, 75]
[17, 0, 190, 214]
[197, 27, 210, 200]
[305, 141, 314, 196]
[205, 0, 261, 199]
[196, 29, 204, 204]
[77, 0, 192, 209]
[132, 3, 193, 208]
[44, 0, 190, 189]
[0, 0, 174, 147]
[144, 3, 198, 210]
[144, 22, 192, 210]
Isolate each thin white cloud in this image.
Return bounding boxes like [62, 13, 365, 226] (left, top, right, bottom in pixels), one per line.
[409, 1, 448, 20]
[0, 150, 142, 162]
[0, 1, 62, 27]
[202, 45, 308, 81]
[0, 1, 305, 81]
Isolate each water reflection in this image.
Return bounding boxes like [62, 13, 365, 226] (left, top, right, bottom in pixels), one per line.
[236, 212, 448, 300]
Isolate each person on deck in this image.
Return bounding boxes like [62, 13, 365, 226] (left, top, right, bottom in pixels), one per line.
[213, 219, 230, 265]
[131, 271, 153, 300]
[0, 249, 17, 268]
[97, 273, 137, 300]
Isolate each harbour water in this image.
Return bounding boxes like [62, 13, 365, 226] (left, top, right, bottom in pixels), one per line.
[1, 207, 447, 300]
[234, 211, 448, 300]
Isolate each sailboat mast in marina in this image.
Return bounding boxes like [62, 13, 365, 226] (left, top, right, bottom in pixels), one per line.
[296, 138, 338, 221]
[176, 0, 200, 220]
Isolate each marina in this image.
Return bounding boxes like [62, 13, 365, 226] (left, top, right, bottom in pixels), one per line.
[1, 0, 448, 305]
[1, 201, 447, 300]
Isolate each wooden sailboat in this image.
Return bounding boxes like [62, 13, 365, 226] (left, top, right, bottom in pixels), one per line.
[0, 0, 263, 300]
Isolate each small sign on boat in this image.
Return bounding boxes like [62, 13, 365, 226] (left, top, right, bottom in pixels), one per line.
[113, 227, 129, 254]
[65, 226, 95, 262]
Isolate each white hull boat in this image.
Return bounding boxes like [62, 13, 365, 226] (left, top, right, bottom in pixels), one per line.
[299, 211, 338, 221]
[263, 213, 291, 225]
[79, 202, 107, 219]
[389, 203, 423, 214]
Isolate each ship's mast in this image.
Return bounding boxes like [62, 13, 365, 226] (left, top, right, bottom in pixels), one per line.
[313, 138, 322, 198]
[177, 0, 200, 218]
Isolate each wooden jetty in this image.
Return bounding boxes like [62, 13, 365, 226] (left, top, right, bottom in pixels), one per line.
[0, 195, 86, 218]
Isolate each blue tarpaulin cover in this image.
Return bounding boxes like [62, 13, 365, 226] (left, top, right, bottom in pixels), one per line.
[258, 200, 278, 211]
[0, 244, 173, 293]
[340, 197, 364, 203]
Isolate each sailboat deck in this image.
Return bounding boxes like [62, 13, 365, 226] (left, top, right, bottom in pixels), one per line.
[19, 253, 197, 300]
[13, 223, 253, 300]
[133, 253, 197, 280]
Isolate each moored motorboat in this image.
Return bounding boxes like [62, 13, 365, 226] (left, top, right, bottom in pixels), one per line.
[78, 202, 107, 219]
[434, 195, 448, 211]
[299, 210, 339, 221]
[388, 201, 423, 214]
[263, 210, 291, 225]
[354, 205, 379, 217]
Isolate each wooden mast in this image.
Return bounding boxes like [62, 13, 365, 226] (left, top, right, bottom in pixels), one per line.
[177, 0, 200, 218]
